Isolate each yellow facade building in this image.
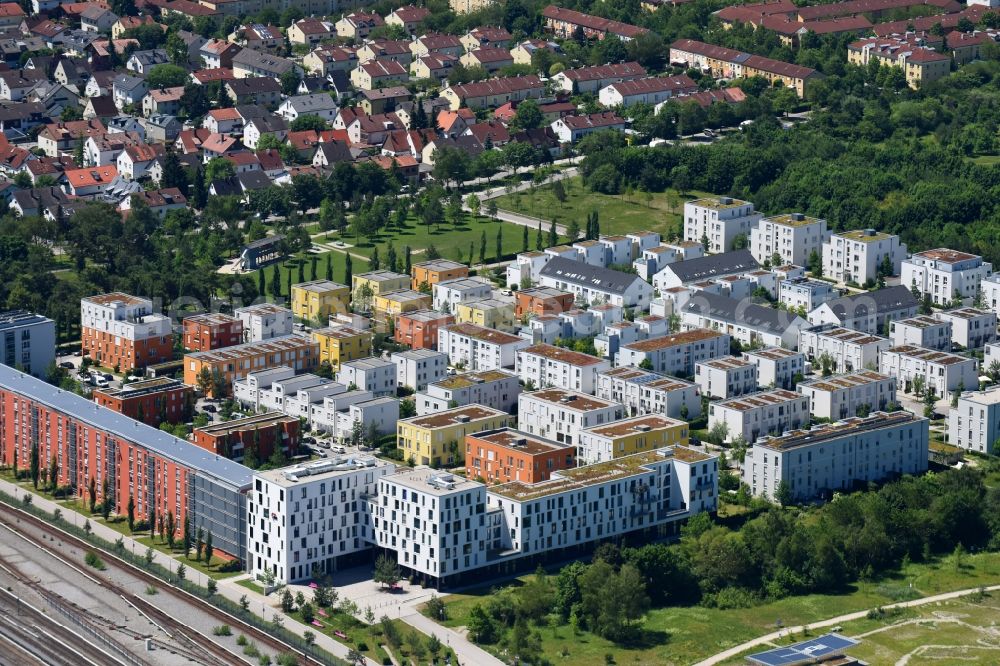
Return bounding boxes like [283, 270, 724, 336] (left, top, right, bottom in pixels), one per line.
[311, 326, 372, 372]
[455, 298, 515, 330]
[373, 290, 432, 324]
[291, 280, 350, 323]
[577, 414, 688, 465]
[397, 405, 510, 466]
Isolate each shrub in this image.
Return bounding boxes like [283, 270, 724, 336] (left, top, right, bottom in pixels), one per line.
[217, 559, 242, 572]
[258, 655, 271, 666]
[145, 585, 158, 596]
[213, 625, 232, 636]
[84, 552, 105, 570]
[236, 635, 248, 646]
[356, 641, 368, 652]
[243, 642, 260, 658]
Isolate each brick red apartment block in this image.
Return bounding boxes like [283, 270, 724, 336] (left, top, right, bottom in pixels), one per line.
[80, 292, 173, 371]
[183, 313, 244, 352]
[92, 377, 194, 427]
[395, 309, 455, 350]
[192, 412, 300, 463]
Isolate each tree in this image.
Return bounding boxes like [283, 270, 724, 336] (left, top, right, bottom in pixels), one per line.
[281, 588, 294, 613]
[513, 99, 543, 130]
[182, 516, 191, 557]
[552, 179, 567, 204]
[73, 137, 85, 167]
[369, 246, 381, 271]
[496, 227, 503, 262]
[479, 230, 487, 265]
[280, 69, 302, 96]
[404, 246, 411, 275]
[386, 244, 397, 273]
[165, 510, 175, 548]
[566, 219, 580, 243]
[146, 64, 189, 89]
[522, 224, 529, 252]
[48, 455, 58, 493]
[196, 527, 204, 562]
[466, 193, 481, 218]
[345, 253, 353, 286]
[127, 495, 135, 532]
[580, 561, 650, 643]
[204, 531, 214, 567]
[373, 553, 401, 589]
[29, 439, 39, 489]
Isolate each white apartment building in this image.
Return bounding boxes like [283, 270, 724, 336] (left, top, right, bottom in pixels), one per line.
[336, 357, 397, 397]
[505, 251, 551, 289]
[901, 248, 992, 307]
[538, 257, 654, 309]
[233, 367, 343, 417]
[596, 367, 702, 420]
[370, 469, 488, 586]
[680, 292, 808, 350]
[432, 277, 493, 312]
[821, 229, 907, 285]
[949, 386, 1000, 454]
[879, 345, 978, 396]
[0, 310, 56, 378]
[936, 307, 997, 350]
[309, 389, 378, 436]
[576, 414, 689, 465]
[515, 343, 611, 393]
[750, 213, 829, 268]
[333, 397, 399, 443]
[743, 347, 805, 390]
[797, 370, 897, 421]
[518, 388, 624, 447]
[246, 456, 395, 585]
[683, 197, 762, 254]
[438, 323, 529, 371]
[414, 369, 520, 415]
[488, 447, 717, 561]
[235, 303, 294, 342]
[889, 315, 952, 351]
[80, 292, 172, 367]
[743, 411, 928, 502]
[695, 356, 758, 399]
[986, 342, 1000, 374]
[779, 277, 836, 313]
[616, 328, 730, 377]
[392, 349, 448, 391]
[798, 324, 890, 374]
[708, 389, 810, 444]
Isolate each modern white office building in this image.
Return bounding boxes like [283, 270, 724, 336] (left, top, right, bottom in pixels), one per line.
[797, 370, 897, 421]
[936, 307, 997, 350]
[246, 456, 395, 585]
[798, 324, 890, 374]
[518, 388, 624, 447]
[438, 323, 529, 371]
[369, 468, 489, 585]
[596, 367, 702, 420]
[432, 277, 493, 312]
[234, 303, 294, 342]
[336, 357, 397, 397]
[750, 212, 828, 268]
[414, 369, 520, 415]
[948, 386, 1000, 455]
[392, 349, 448, 391]
[695, 356, 758, 399]
[708, 388, 811, 444]
[616, 328, 730, 377]
[879, 345, 979, 396]
[901, 248, 992, 307]
[743, 347, 805, 390]
[683, 197, 762, 254]
[821, 229, 907, 285]
[889, 315, 952, 351]
[742, 411, 928, 502]
[515, 343, 611, 393]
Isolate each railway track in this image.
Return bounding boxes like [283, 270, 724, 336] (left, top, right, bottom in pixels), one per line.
[0, 498, 328, 666]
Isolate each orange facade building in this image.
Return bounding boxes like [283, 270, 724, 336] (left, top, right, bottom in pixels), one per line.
[80, 293, 174, 371]
[183, 334, 319, 398]
[514, 286, 575, 317]
[466, 427, 576, 484]
[411, 259, 469, 291]
[395, 309, 455, 350]
[182, 313, 243, 352]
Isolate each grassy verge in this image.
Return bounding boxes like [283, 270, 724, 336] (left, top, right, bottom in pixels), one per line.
[287, 605, 434, 666]
[492, 177, 711, 238]
[238, 578, 267, 595]
[432, 550, 1000, 666]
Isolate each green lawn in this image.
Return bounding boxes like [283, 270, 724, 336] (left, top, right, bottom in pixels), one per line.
[432, 550, 1000, 666]
[492, 177, 710, 239]
[969, 154, 1000, 166]
[237, 578, 266, 595]
[131, 534, 242, 580]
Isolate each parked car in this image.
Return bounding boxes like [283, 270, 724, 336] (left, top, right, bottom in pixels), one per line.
[202, 404, 217, 413]
[59, 361, 74, 369]
[331, 445, 346, 454]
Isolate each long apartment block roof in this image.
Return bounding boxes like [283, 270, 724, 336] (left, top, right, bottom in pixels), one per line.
[912, 248, 980, 264]
[798, 369, 891, 393]
[83, 292, 149, 307]
[185, 334, 315, 363]
[687, 196, 751, 210]
[399, 404, 507, 430]
[490, 446, 711, 501]
[293, 279, 348, 293]
[755, 411, 921, 451]
[581, 414, 686, 439]
[716, 388, 803, 412]
[521, 343, 606, 367]
[95, 376, 186, 398]
[183, 312, 239, 326]
[835, 229, 894, 243]
[939, 307, 993, 320]
[808, 325, 886, 346]
[886, 345, 971, 366]
[414, 259, 467, 272]
[523, 388, 618, 411]
[895, 315, 945, 329]
[0, 364, 251, 486]
[624, 328, 725, 352]
[444, 322, 522, 345]
[744, 346, 802, 361]
[195, 411, 298, 437]
[700, 356, 753, 371]
[0, 310, 53, 329]
[763, 212, 825, 228]
[600, 367, 696, 391]
[432, 369, 515, 390]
